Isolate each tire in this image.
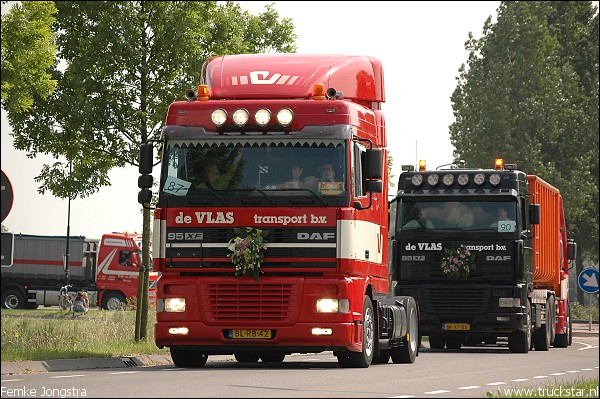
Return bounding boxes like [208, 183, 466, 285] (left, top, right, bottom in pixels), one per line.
[234, 352, 260, 363]
[170, 348, 208, 368]
[429, 335, 445, 349]
[509, 301, 531, 353]
[259, 352, 286, 363]
[338, 295, 374, 368]
[372, 349, 390, 364]
[391, 297, 418, 363]
[102, 292, 126, 311]
[2, 289, 25, 309]
[533, 298, 552, 351]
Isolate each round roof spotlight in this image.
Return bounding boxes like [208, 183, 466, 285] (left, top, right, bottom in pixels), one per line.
[442, 173, 455, 187]
[254, 108, 271, 127]
[427, 174, 439, 186]
[474, 173, 485, 186]
[489, 173, 501, 186]
[411, 174, 424, 187]
[211, 109, 227, 127]
[232, 108, 250, 127]
[276, 108, 294, 127]
[457, 173, 469, 186]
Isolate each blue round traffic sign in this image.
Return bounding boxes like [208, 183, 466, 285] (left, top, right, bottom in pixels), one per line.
[578, 268, 599, 294]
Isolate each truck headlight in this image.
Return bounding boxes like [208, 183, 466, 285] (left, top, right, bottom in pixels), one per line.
[165, 297, 186, 312]
[316, 298, 349, 313]
[499, 297, 520, 308]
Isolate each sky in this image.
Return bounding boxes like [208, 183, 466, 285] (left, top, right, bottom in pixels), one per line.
[1, 1, 503, 239]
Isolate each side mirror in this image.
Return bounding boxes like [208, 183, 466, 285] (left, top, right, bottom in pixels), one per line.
[364, 148, 383, 179]
[529, 204, 540, 225]
[365, 180, 382, 193]
[567, 239, 577, 260]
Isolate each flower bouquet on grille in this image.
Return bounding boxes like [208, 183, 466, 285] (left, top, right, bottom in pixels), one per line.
[227, 227, 268, 282]
[441, 245, 476, 279]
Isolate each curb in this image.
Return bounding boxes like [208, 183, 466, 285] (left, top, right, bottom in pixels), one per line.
[2, 326, 597, 376]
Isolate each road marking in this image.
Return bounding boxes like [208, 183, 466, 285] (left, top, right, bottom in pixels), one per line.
[108, 371, 141, 374]
[511, 379, 529, 382]
[424, 390, 450, 395]
[50, 374, 86, 379]
[533, 376, 548, 379]
[458, 386, 481, 390]
[549, 373, 565, 376]
[1, 379, 24, 382]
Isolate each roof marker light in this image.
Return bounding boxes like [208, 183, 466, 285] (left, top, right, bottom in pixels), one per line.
[418, 160, 426, 171]
[495, 158, 504, 170]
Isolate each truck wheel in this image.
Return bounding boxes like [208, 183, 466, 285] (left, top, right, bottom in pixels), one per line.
[509, 301, 531, 353]
[234, 352, 260, 363]
[2, 289, 25, 309]
[391, 297, 418, 363]
[170, 348, 207, 368]
[372, 349, 390, 364]
[533, 298, 552, 351]
[102, 292, 126, 311]
[339, 295, 374, 368]
[259, 352, 286, 363]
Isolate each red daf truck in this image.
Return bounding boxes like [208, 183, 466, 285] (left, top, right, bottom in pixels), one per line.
[138, 53, 419, 368]
[390, 160, 576, 353]
[1, 232, 158, 310]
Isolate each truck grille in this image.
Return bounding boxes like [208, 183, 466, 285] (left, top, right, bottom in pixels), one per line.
[202, 283, 299, 323]
[425, 286, 488, 314]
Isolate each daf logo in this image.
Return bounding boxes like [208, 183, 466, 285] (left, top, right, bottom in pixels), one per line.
[297, 232, 334, 241]
[486, 255, 511, 261]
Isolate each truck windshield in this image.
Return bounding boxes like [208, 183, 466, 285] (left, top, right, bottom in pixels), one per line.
[160, 140, 346, 199]
[397, 200, 518, 233]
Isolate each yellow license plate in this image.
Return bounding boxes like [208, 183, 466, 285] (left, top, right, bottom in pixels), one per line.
[443, 323, 470, 331]
[231, 329, 272, 339]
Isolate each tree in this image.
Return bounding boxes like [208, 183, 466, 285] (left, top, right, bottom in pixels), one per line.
[450, 1, 599, 303]
[1, 0, 297, 339]
[1, 1, 58, 114]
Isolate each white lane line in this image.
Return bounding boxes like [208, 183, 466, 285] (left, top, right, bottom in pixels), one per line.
[388, 396, 416, 398]
[458, 386, 481, 390]
[1, 379, 24, 382]
[550, 373, 565, 376]
[50, 374, 86, 379]
[487, 382, 506, 386]
[533, 376, 548, 379]
[424, 390, 451, 395]
[566, 370, 581, 373]
[511, 379, 529, 382]
[108, 371, 142, 374]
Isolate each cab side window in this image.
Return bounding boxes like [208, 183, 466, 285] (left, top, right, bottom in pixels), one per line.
[119, 250, 133, 267]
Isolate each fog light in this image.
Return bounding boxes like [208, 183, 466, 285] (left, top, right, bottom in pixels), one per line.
[168, 327, 189, 335]
[311, 328, 333, 336]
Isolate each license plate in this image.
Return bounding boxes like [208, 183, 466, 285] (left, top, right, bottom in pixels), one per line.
[231, 329, 272, 339]
[443, 323, 470, 331]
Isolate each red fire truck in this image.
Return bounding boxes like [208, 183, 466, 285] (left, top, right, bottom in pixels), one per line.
[138, 53, 419, 368]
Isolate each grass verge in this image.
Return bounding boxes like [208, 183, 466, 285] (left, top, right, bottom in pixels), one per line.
[1, 308, 169, 362]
